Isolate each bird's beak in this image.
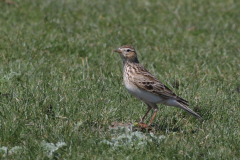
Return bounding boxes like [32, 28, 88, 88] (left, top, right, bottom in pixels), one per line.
[114, 48, 122, 53]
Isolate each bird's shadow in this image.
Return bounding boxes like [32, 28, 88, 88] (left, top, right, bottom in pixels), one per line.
[152, 123, 180, 132]
[134, 123, 180, 133]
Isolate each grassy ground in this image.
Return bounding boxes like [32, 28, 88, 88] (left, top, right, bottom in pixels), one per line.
[0, 0, 240, 159]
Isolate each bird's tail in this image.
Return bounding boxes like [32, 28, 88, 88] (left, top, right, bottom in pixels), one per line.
[177, 101, 203, 120]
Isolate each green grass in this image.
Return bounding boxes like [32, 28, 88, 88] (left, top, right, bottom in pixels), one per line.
[0, 0, 240, 159]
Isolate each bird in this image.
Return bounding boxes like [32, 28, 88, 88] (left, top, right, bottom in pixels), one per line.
[114, 45, 203, 128]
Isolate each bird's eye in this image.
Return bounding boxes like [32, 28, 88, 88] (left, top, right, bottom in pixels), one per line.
[127, 49, 131, 52]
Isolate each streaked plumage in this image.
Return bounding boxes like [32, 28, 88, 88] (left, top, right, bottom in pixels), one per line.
[115, 45, 202, 128]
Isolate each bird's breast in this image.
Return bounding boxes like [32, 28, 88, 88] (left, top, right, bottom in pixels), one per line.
[124, 79, 163, 103]
[123, 64, 164, 103]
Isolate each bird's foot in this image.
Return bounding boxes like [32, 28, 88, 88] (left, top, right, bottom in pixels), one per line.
[136, 123, 153, 132]
[137, 122, 149, 129]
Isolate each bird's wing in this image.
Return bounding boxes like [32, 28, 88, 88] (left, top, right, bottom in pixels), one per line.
[132, 65, 188, 105]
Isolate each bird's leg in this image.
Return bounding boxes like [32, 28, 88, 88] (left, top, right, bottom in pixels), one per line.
[148, 109, 158, 126]
[137, 103, 158, 129]
[137, 105, 152, 129]
[139, 106, 152, 124]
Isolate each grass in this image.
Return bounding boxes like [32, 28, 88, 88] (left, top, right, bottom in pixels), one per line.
[0, 0, 240, 159]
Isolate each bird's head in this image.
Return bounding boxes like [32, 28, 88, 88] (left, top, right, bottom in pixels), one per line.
[114, 45, 138, 63]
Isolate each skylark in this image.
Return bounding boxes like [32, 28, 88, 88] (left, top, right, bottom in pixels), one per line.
[114, 45, 202, 128]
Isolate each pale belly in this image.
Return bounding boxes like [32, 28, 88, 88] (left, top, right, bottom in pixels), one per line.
[124, 81, 164, 103]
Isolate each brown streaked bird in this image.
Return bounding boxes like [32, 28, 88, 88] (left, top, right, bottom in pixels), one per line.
[114, 45, 202, 128]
